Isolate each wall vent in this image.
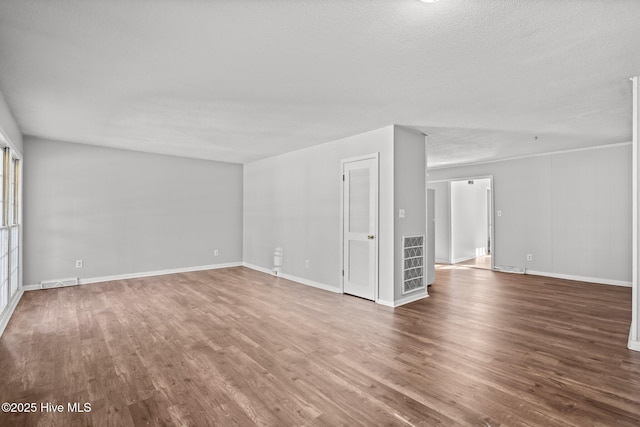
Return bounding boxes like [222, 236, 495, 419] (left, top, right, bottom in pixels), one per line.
[403, 235, 425, 294]
[40, 277, 79, 289]
[494, 265, 525, 274]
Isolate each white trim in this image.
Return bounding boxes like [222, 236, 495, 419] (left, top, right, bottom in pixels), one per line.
[428, 141, 633, 171]
[627, 323, 640, 351]
[435, 258, 450, 264]
[242, 263, 340, 294]
[632, 76, 639, 349]
[339, 157, 345, 294]
[17, 157, 22, 306]
[394, 290, 429, 307]
[377, 290, 429, 308]
[447, 180, 453, 265]
[242, 262, 273, 275]
[526, 270, 631, 287]
[80, 262, 243, 285]
[25, 262, 243, 289]
[376, 298, 395, 307]
[279, 272, 341, 294]
[486, 186, 493, 268]
[424, 134, 431, 294]
[0, 289, 23, 337]
[433, 175, 495, 271]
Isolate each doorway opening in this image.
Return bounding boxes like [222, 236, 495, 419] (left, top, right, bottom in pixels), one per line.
[428, 176, 494, 271]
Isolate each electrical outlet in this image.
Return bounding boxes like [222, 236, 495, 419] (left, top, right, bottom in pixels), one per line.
[214, 250, 219, 256]
[305, 260, 310, 268]
[76, 260, 83, 269]
[526, 254, 533, 261]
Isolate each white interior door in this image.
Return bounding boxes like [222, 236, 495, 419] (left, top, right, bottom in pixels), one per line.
[342, 156, 378, 300]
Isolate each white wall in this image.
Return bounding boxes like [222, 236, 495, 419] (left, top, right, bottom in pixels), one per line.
[244, 125, 427, 304]
[451, 178, 490, 263]
[428, 181, 450, 263]
[243, 126, 396, 301]
[24, 137, 243, 285]
[428, 144, 632, 285]
[393, 126, 426, 300]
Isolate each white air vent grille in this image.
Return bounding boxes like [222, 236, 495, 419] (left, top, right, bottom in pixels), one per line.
[40, 277, 79, 289]
[494, 265, 525, 274]
[403, 235, 425, 294]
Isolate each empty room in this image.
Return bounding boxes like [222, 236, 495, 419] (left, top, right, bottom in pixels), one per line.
[1, 1, 640, 426]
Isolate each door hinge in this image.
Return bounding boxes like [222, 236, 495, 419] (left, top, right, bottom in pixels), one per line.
[342, 269, 344, 276]
[342, 174, 345, 181]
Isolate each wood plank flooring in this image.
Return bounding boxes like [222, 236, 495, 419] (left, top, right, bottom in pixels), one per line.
[0, 266, 639, 426]
[454, 255, 492, 270]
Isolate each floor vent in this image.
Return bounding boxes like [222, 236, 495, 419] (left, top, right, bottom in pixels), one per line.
[494, 265, 525, 274]
[40, 278, 79, 289]
[403, 235, 425, 294]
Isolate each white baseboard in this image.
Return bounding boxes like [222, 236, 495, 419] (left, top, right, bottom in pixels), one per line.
[629, 325, 640, 352]
[526, 270, 632, 287]
[0, 289, 24, 337]
[242, 263, 341, 294]
[280, 272, 341, 294]
[25, 262, 244, 290]
[394, 290, 430, 307]
[435, 258, 450, 264]
[377, 290, 429, 308]
[242, 262, 273, 275]
[376, 299, 395, 307]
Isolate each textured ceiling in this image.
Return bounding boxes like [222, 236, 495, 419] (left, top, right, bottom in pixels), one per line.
[0, 0, 639, 166]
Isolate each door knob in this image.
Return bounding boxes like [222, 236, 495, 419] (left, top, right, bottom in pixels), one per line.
[367, 235, 375, 240]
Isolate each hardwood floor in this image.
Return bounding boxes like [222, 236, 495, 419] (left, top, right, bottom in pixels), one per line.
[1, 266, 639, 426]
[451, 255, 492, 270]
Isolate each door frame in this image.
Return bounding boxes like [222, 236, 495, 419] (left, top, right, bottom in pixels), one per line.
[340, 153, 379, 300]
[429, 175, 495, 270]
[486, 187, 492, 255]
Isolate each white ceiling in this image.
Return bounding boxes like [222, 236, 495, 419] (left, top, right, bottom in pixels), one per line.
[0, 0, 639, 166]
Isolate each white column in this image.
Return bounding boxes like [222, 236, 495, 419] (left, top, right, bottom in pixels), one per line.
[630, 76, 640, 351]
[425, 134, 430, 295]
